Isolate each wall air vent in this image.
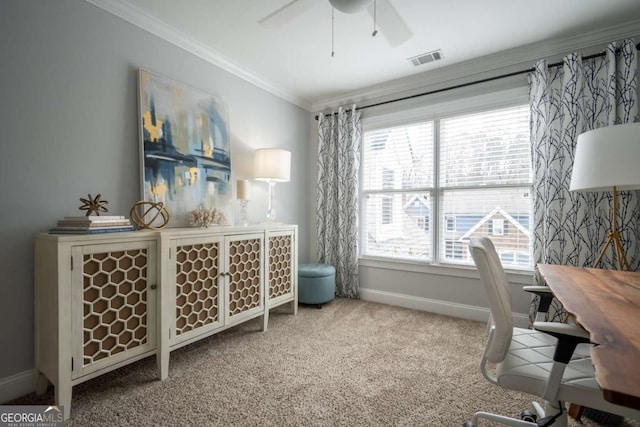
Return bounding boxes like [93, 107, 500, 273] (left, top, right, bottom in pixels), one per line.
[408, 50, 444, 67]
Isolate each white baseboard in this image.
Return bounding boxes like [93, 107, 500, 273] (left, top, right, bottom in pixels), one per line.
[359, 288, 531, 328]
[0, 369, 35, 404]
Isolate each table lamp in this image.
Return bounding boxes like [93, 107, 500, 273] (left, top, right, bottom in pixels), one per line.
[237, 179, 251, 226]
[570, 122, 640, 270]
[254, 149, 291, 222]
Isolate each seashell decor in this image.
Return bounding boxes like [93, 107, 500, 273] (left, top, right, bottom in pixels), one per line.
[189, 205, 228, 228]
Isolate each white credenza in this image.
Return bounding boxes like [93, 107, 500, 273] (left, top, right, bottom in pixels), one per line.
[34, 224, 297, 419]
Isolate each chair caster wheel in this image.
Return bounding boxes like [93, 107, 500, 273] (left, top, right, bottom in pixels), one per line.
[463, 422, 476, 427]
[521, 410, 537, 423]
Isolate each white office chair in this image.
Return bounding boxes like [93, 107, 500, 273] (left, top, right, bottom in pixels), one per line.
[464, 237, 640, 427]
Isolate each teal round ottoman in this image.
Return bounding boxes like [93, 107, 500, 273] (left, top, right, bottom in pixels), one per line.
[298, 263, 336, 308]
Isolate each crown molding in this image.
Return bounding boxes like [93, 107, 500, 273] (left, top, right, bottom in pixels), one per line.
[311, 21, 640, 112]
[85, 0, 313, 111]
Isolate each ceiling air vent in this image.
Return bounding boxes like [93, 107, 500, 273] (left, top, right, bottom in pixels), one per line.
[408, 50, 443, 67]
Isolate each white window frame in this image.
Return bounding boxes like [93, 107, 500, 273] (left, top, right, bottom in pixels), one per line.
[492, 219, 505, 236]
[359, 85, 532, 272]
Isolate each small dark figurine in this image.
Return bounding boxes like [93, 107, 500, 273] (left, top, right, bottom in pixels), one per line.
[79, 193, 109, 216]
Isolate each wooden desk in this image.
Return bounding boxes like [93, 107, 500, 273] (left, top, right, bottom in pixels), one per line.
[537, 264, 640, 410]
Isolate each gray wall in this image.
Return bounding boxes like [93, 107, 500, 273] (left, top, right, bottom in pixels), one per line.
[0, 0, 310, 383]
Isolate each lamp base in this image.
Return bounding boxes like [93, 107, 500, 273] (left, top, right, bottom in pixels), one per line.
[266, 181, 277, 223]
[593, 231, 630, 270]
[238, 200, 249, 227]
[593, 187, 631, 271]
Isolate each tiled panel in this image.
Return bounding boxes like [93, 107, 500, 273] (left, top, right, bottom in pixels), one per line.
[228, 238, 261, 316]
[268, 235, 292, 299]
[82, 250, 148, 366]
[175, 243, 219, 335]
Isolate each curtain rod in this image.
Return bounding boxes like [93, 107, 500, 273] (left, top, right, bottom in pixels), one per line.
[315, 42, 640, 120]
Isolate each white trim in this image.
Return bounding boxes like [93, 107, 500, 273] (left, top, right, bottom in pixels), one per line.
[360, 288, 531, 328]
[361, 86, 529, 130]
[84, 0, 312, 111]
[359, 256, 534, 284]
[312, 22, 640, 111]
[0, 370, 34, 404]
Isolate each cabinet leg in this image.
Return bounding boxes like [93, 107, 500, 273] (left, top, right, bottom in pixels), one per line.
[291, 300, 298, 315]
[55, 380, 72, 421]
[261, 310, 269, 332]
[34, 371, 49, 395]
[157, 346, 169, 380]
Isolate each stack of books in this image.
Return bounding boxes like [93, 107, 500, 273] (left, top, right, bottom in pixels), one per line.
[49, 215, 135, 234]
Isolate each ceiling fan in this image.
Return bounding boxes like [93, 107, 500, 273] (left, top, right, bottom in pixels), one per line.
[259, 0, 413, 47]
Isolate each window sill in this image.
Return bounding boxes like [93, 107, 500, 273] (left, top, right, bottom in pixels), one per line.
[358, 256, 534, 285]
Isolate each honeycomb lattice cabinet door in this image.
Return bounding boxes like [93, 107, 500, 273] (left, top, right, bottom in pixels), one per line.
[268, 234, 292, 300]
[81, 248, 151, 369]
[174, 242, 220, 336]
[227, 238, 262, 317]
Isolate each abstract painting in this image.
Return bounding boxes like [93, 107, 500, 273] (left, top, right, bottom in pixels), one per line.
[138, 69, 232, 227]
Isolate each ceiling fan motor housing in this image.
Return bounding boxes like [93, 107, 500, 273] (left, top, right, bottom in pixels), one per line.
[329, 0, 374, 14]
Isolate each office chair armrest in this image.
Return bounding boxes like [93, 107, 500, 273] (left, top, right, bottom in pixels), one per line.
[533, 322, 591, 364]
[523, 286, 554, 314]
[523, 285, 552, 294]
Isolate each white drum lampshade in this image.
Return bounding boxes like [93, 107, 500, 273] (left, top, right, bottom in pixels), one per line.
[254, 149, 291, 182]
[254, 149, 291, 222]
[570, 123, 640, 192]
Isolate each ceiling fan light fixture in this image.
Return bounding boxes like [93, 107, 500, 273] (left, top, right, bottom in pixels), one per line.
[329, 0, 374, 14]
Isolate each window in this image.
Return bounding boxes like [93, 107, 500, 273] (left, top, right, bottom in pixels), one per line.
[500, 251, 531, 265]
[362, 104, 532, 270]
[362, 122, 433, 260]
[381, 168, 395, 224]
[491, 219, 505, 236]
[381, 197, 393, 224]
[445, 216, 456, 232]
[445, 240, 465, 260]
[417, 216, 429, 231]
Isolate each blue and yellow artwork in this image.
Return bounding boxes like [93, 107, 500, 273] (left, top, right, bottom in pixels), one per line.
[138, 69, 232, 226]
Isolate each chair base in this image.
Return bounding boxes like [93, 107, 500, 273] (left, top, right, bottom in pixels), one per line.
[464, 401, 567, 427]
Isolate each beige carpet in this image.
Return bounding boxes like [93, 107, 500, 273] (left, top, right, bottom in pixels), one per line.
[10, 298, 639, 426]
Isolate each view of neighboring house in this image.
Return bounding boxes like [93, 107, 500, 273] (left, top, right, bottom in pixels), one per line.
[363, 111, 532, 269]
[442, 206, 531, 265]
[402, 195, 531, 267]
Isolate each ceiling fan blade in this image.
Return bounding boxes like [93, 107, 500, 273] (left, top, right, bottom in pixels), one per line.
[258, 0, 316, 29]
[367, 0, 413, 47]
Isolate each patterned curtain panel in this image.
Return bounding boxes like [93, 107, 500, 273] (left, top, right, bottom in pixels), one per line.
[316, 105, 361, 298]
[529, 39, 640, 322]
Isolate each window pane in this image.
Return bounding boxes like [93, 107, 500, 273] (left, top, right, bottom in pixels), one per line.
[364, 192, 432, 261]
[439, 188, 532, 269]
[361, 102, 533, 270]
[492, 219, 504, 236]
[363, 122, 434, 191]
[440, 105, 531, 187]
